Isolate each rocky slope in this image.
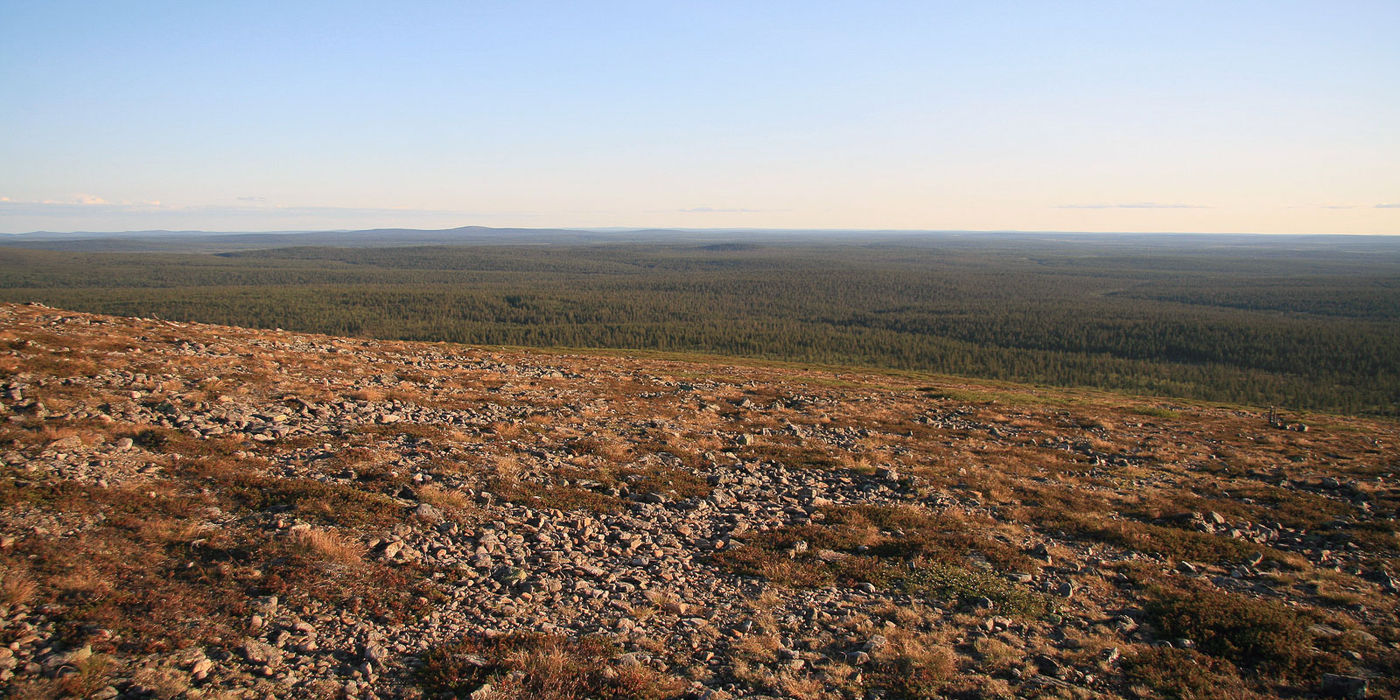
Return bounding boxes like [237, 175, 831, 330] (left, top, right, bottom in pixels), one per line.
[0, 302, 1397, 699]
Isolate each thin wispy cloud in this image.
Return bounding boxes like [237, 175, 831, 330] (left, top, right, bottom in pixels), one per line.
[1057, 203, 1211, 210]
[1377, 203, 1400, 209]
[0, 198, 467, 218]
[0, 197, 543, 233]
[678, 206, 771, 214]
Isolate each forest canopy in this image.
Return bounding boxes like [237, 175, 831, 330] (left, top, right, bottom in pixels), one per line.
[2, 233, 1396, 416]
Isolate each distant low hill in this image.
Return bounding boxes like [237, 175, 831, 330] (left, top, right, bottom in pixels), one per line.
[0, 226, 619, 252]
[5, 225, 1399, 254]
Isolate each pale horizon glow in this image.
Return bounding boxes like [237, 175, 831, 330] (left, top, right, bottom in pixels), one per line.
[2, 1, 1397, 234]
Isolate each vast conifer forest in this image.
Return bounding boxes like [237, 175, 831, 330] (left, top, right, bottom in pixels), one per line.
[2, 232, 1397, 416]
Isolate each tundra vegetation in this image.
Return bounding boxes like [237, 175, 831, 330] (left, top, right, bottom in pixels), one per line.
[0, 291, 1395, 696]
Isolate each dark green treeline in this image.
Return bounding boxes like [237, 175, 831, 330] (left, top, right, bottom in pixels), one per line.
[2, 237, 1396, 416]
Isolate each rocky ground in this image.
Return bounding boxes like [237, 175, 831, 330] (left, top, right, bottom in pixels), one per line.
[0, 302, 1397, 699]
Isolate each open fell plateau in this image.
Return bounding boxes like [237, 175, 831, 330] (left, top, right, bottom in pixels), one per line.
[0, 303, 1397, 699]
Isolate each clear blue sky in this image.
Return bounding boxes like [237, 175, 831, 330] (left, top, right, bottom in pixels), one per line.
[2, 1, 1397, 233]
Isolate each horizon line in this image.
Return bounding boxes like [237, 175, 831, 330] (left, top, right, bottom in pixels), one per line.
[2, 225, 1396, 237]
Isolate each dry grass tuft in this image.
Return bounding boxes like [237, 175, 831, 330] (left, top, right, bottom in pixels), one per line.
[490, 454, 524, 483]
[973, 636, 1021, 672]
[14, 653, 119, 699]
[346, 388, 387, 402]
[289, 528, 365, 566]
[418, 483, 474, 514]
[0, 565, 38, 608]
[417, 633, 685, 700]
[867, 629, 959, 698]
[568, 436, 631, 462]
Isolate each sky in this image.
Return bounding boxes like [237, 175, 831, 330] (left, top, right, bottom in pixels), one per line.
[1, 1, 1397, 234]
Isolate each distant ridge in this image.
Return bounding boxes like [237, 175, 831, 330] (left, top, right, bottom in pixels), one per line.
[0, 226, 619, 252]
[1, 225, 1396, 254]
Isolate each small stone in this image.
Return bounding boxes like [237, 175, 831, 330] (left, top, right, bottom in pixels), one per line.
[363, 643, 389, 667]
[254, 595, 279, 616]
[1320, 673, 1368, 699]
[239, 639, 281, 666]
[1308, 624, 1343, 639]
[1034, 654, 1064, 678]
